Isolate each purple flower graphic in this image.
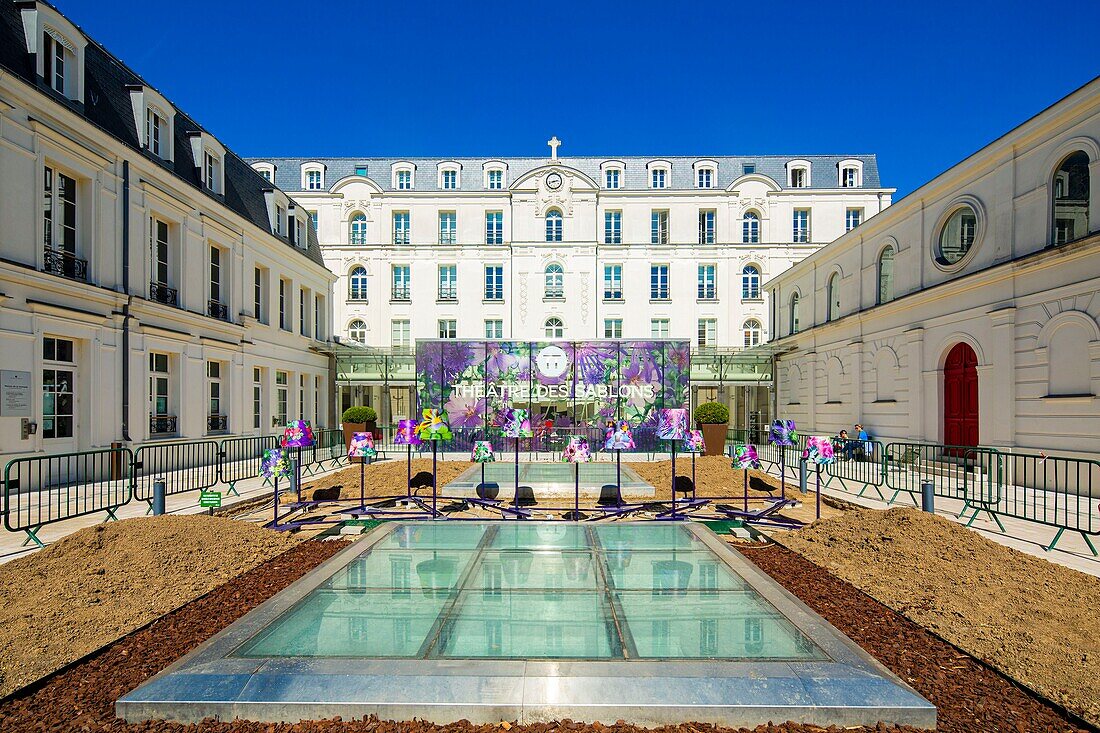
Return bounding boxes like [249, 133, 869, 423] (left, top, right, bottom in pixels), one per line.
[444, 393, 485, 428]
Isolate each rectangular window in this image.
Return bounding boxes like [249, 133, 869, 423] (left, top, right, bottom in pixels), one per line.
[793, 209, 810, 243]
[697, 169, 713, 188]
[605, 169, 620, 189]
[485, 319, 503, 339]
[275, 371, 288, 425]
[149, 352, 170, 422]
[252, 367, 262, 430]
[438, 319, 457, 339]
[391, 265, 410, 301]
[43, 33, 66, 95]
[651, 318, 670, 338]
[295, 218, 305, 247]
[442, 170, 457, 189]
[207, 361, 223, 426]
[484, 265, 503, 300]
[203, 152, 219, 192]
[275, 204, 285, 235]
[396, 170, 412, 190]
[314, 376, 321, 425]
[279, 278, 288, 330]
[698, 209, 716, 244]
[790, 168, 807, 188]
[651, 169, 667, 189]
[438, 264, 457, 301]
[485, 211, 503, 244]
[841, 167, 857, 188]
[299, 375, 305, 419]
[391, 319, 411, 349]
[145, 108, 164, 157]
[393, 211, 410, 244]
[151, 218, 169, 287]
[697, 264, 717, 300]
[603, 264, 623, 300]
[487, 170, 503, 189]
[439, 212, 456, 244]
[603, 319, 623, 339]
[306, 170, 323, 190]
[845, 208, 863, 232]
[208, 246, 225, 319]
[314, 294, 323, 340]
[43, 165, 79, 278]
[308, 210, 318, 230]
[742, 163, 755, 175]
[41, 336, 75, 440]
[604, 210, 622, 244]
[697, 318, 717, 348]
[650, 264, 670, 300]
[651, 210, 669, 244]
[253, 266, 265, 323]
[299, 287, 308, 336]
[355, 165, 368, 177]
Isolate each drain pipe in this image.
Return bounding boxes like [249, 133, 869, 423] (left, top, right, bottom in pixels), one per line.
[120, 160, 132, 442]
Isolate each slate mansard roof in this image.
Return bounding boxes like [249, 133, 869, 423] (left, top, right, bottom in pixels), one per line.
[0, 0, 325, 268]
[253, 155, 884, 194]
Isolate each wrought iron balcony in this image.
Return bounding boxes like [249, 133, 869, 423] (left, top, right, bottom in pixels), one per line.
[42, 248, 88, 282]
[391, 288, 410, 302]
[438, 288, 457, 301]
[207, 300, 228, 320]
[207, 414, 228, 432]
[149, 281, 178, 307]
[150, 415, 177, 435]
[393, 231, 410, 245]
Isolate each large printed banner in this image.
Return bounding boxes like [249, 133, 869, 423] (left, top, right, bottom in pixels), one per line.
[416, 340, 690, 430]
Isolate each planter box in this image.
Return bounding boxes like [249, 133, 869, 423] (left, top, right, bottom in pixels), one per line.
[700, 423, 727, 457]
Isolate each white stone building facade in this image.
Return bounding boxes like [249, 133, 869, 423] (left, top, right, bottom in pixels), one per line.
[254, 148, 892, 421]
[765, 78, 1100, 457]
[0, 1, 335, 465]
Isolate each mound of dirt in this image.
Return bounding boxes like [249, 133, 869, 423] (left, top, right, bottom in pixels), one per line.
[631, 455, 787, 500]
[776, 507, 1100, 726]
[300, 458, 470, 501]
[0, 515, 297, 698]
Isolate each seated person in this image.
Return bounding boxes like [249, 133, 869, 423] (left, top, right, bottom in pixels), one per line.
[855, 424, 872, 459]
[835, 429, 856, 460]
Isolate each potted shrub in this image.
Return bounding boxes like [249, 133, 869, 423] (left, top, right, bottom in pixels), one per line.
[693, 401, 730, 457]
[341, 406, 377, 463]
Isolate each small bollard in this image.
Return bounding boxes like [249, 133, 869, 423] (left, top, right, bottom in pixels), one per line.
[152, 478, 166, 516]
[799, 459, 808, 494]
[921, 481, 935, 513]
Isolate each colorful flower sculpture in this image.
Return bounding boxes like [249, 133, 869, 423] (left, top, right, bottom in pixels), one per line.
[259, 448, 291, 479]
[683, 429, 705, 453]
[348, 432, 377, 459]
[471, 440, 496, 463]
[281, 420, 314, 448]
[394, 419, 422, 446]
[562, 436, 591, 463]
[656, 408, 688, 441]
[769, 419, 798, 447]
[604, 419, 636, 450]
[731, 444, 761, 470]
[501, 407, 533, 438]
[415, 409, 453, 442]
[803, 436, 836, 465]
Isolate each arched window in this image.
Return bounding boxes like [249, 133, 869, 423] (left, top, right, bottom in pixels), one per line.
[936, 206, 977, 265]
[1052, 151, 1090, 245]
[545, 209, 563, 242]
[742, 319, 762, 348]
[349, 213, 368, 245]
[877, 245, 895, 304]
[544, 317, 564, 339]
[826, 273, 840, 321]
[545, 263, 564, 299]
[348, 266, 368, 301]
[348, 319, 367, 344]
[741, 264, 761, 299]
[742, 211, 760, 243]
[789, 293, 800, 335]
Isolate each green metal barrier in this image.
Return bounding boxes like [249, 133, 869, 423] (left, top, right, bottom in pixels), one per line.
[884, 442, 1003, 526]
[824, 440, 887, 500]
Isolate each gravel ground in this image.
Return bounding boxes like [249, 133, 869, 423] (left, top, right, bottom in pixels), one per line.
[0, 515, 298, 698]
[774, 508, 1100, 727]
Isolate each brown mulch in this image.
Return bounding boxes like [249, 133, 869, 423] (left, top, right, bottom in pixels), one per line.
[0, 515, 299, 698]
[774, 508, 1100, 726]
[739, 544, 1092, 733]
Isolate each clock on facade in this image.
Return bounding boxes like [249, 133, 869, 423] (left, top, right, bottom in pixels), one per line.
[545, 172, 563, 190]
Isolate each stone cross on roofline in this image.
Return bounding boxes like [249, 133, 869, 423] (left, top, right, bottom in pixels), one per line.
[547, 136, 561, 160]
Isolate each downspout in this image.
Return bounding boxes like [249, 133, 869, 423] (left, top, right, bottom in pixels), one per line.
[120, 160, 132, 441]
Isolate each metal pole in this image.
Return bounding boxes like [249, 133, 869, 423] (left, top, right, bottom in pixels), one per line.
[432, 442, 438, 516]
[816, 465, 821, 520]
[780, 450, 786, 502]
[272, 477, 279, 528]
[743, 469, 748, 511]
[616, 449, 621, 495]
[514, 437, 520, 509]
[574, 461, 580, 519]
[360, 458, 365, 509]
[152, 478, 166, 516]
[296, 446, 302, 503]
[406, 444, 412, 498]
[670, 442, 677, 518]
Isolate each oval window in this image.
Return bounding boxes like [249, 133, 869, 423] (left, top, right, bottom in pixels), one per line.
[937, 206, 977, 265]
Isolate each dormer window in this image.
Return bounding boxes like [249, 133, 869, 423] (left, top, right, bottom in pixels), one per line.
[693, 161, 717, 189]
[837, 159, 863, 188]
[354, 165, 367, 177]
[392, 163, 415, 190]
[146, 107, 166, 157]
[651, 168, 667, 188]
[203, 151, 219, 192]
[301, 163, 325, 191]
[251, 162, 276, 182]
[442, 170, 457, 189]
[438, 163, 461, 190]
[606, 169, 620, 189]
[276, 205, 285, 236]
[295, 217, 306, 248]
[787, 160, 811, 188]
[189, 132, 225, 194]
[22, 4, 88, 102]
[307, 170, 322, 189]
[488, 170, 502, 189]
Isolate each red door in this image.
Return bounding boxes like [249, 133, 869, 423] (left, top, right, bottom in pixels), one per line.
[943, 343, 978, 449]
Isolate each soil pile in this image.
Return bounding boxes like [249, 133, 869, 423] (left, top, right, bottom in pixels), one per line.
[0, 515, 296, 698]
[776, 507, 1100, 726]
[301, 458, 469, 501]
[632, 456, 786, 499]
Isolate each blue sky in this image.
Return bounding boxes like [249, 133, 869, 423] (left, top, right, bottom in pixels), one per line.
[57, 0, 1099, 198]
